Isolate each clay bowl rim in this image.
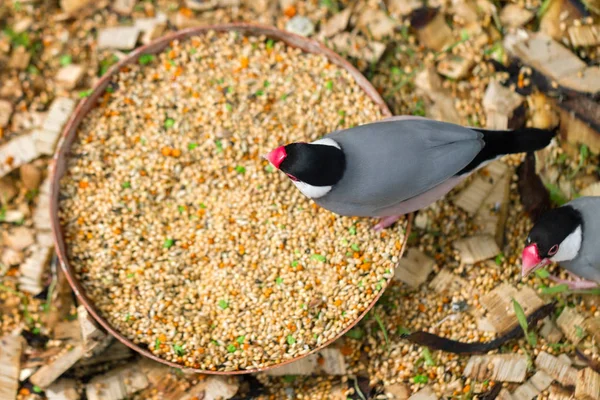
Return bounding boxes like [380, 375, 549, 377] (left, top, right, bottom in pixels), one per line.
[49, 22, 413, 375]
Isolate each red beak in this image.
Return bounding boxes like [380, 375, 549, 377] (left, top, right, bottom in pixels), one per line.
[521, 243, 550, 277]
[264, 146, 287, 169]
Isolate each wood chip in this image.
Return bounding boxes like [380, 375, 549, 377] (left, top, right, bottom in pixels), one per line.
[19, 244, 52, 295]
[451, 0, 479, 22]
[437, 55, 474, 80]
[34, 177, 52, 231]
[474, 171, 511, 246]
[141, 22, 167, 45]
[54, 320, 82, 342]
[513, 370, 554, 400]
[2, 227, 35, 251]
[482, 81, 524, 130]
[60, 0, 93, 14]
[393, 248, 436, 288]
[75, 340, 132, 367]
[134, 12, 168, 32]
[97, 26, 140, 50]
[46, 378, 79, 400]
[20, 163, 42, 190]
[556, 307, 587, 345]
[464, 354, 528, 382]
[328, 32, 386, 63]
[318, 6, 352, 38]
[30, 344, 85, 389]
[385, 383, 410, 399]
[479, 284, 544, 334]
[356, 9, 397, 40]
[575, 368, 600, 400]
[498, 389, 515, 400]
[9, 46, 31, 70]
[185, 0, 216, 11]
[34, 97, 75, 156]
[535, 351, 578, 387]
[414, 67, 462, 124]
[77, 305, 110, 354]
[0, 99, 13, 128]
[1, 248, 24, 267]
[388, 0, 422, 16]
[0, 334, 23, 400]
[0, 133, 39, 178]
[266, 347, 346, 376]
[429, 269, 471, 294]
[202, 376, 240, 400]
[55, 64, 85, 90]
[10, 110, 46, 132]
[530, 370, 554, 391]
[568, 25, 600, 47]
[504, 31, 600, 94]
[580, 182, 600, 197]
[412, 10, 453, 51]
[549, 384, 574, 400]
[112, 0, 136, 15]
[499, 4, 534, 28]
[408, 386, 437, 400]
[540, 317, 564, 343]
[453, 235, 500, 264]
[86, 363, 150, 400]
[455, 161, 509, 215]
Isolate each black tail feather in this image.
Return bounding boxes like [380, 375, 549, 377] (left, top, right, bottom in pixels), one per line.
[458, 126, 557, 175]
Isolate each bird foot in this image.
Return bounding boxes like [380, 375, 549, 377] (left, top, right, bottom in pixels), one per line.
[374, 215, 401, 231]
[548, 275, 599, 290]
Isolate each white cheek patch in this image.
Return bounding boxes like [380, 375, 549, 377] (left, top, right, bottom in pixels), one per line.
[311, 138, 341, 149]
[550, 225, 583, 263]
[292, 180, 332, 199]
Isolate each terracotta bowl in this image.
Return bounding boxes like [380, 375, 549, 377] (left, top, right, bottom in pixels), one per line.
[50, 23, 413, 375]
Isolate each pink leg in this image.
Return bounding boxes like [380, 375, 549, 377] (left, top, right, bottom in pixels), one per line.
[548, 275, 599, 290]
[374, 215, 402, 231]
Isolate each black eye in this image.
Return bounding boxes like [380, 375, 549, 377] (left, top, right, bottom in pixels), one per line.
[548, 244, 559, 256]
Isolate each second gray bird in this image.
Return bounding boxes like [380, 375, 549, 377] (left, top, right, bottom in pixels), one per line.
[265, 116, 556, 230]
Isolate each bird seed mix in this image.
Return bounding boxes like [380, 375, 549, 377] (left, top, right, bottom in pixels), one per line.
[57, 31, 408, 371]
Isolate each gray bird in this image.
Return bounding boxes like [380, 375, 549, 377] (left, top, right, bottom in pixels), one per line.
[265, 116, 556, 230]
[522, 196, 600, 289]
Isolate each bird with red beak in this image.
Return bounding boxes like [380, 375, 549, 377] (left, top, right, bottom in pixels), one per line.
[522, 197, 600, 289]
[265, 116, 556, 231]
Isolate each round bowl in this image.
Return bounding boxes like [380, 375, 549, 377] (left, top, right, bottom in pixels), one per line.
[50, 23, 413, 375]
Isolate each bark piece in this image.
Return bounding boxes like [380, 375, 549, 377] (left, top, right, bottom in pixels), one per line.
[575, 368, 600, 400]
[3, 227, 35, 251]
[557, 307, 587, 345]
[453, 235, 500, 264]
[411, 8, 453, 51]
[437, 55, 474, 80]
[479, 284, 544, 334]
[0, 99, 13, 128]
[499, 4, 534, 28]
[55, 64, 85, 90]
[112, 0, 136, 15]
[97, 26, 140, 50]
[408, 386, 437, 400]
[568, 25, 600, 47]
[535, 351, 578, 387]
[464, 354, 528, 382]
[540, 317, 564, 343]
[482, 81, 524, 130]
[0, 334, 23, 400]
[394, 248, 436, 288]
[19, 244, 52, 295]
[85, 363, 149, 400]
[0, 133, 39, 178]
[30, 344, 85, 388]
[318, 7, 352, 38]
[328, 32, 386, 63]
[455, 161, 509, 215]
[0, 177, 18, 201]
[46, 378, 79, 400]
[540, 0, 584, 40]
[53, 320, 81, 342]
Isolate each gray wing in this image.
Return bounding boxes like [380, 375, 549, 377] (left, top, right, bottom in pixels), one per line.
[564, 197, 600, 281]
[315, 119, 484, 216]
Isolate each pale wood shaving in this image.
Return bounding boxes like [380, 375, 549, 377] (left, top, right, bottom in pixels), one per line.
[46, 378, 79, 400]
[540, 317, 564, 343]
[482, 81, 524, 129]
[30, 344, 85, 388]
[567, 25, 600, 48]
[318, 7, 352, 39]
[0, 334, 23, 400]
[464, 354, 528, 382]
[393, 248, 436, 288]
[479, 284, 544, 334]
[408, 386, 437, 400]
[34, 97, 76, 156]
[437, 55, 474, 80]
[18, 244, 52, 295]
[429, 269, 472, 294]
[97, 26, 140, 50]
[414, 12, 453, 51]
[575, 368, 600, 400]
[0, 99, 13, 128]
[535, 351, 578, 387]
[328, 32, 386, 63]
[86, 363, 150, 400]
[0, 133, 39, 178]
[556, 307, 587, 345]
[499, 4, 534, 28]
[453, 234, 500, 264]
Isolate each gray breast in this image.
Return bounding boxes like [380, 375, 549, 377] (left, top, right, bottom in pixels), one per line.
[562, 197, 600, 282]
